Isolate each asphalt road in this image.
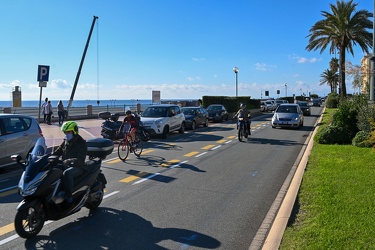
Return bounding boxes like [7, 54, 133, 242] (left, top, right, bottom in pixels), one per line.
[0, 107, 322, 249]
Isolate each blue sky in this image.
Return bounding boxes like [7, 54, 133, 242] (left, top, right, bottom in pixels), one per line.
[0, 0, 373, 102]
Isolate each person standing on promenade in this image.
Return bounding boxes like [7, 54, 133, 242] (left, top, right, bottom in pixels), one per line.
[46, 100, 53, 125]
[41, 97, 48, 123]
[57, 100, 65, 126]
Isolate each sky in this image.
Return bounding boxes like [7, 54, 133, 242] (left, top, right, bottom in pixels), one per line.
[0, 0, 373, 102]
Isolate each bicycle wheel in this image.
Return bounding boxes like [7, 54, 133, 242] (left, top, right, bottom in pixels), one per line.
[133, 134, 143, 157]
[117, 138, 130, 161]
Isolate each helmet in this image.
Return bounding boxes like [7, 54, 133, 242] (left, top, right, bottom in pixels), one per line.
[240, 103, 246, 109]
[125, 110, 132, 115]
[61, 121, 79, 135]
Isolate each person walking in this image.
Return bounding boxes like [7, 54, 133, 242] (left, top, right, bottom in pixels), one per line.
[41, 97, 48, 123]
[46, 100, 53, 125]
[57, 100, 65, 126]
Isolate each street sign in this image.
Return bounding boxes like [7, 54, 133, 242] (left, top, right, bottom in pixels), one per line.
[37, 65, 50, 82]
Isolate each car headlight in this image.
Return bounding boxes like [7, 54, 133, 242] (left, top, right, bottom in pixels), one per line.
[155, 119, 163, 127]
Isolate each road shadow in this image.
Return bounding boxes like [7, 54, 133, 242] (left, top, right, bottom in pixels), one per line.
[24, 207, 221, 249]
[247, 137, 302, 146]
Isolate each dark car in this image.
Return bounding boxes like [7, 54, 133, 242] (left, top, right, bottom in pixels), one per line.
[312, 98, 321, 107]
[0, 114, 44, 168]
[297, 101, 311, 116]
[181, 107, 209, 130]
[206, 104, 229, 122]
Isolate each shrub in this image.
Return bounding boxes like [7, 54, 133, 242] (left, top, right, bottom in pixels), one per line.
[316, 125, 351, 144]
[352, 131, 372, 147]
[325, 93, 340, 108]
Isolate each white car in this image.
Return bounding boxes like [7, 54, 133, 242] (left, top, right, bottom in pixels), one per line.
[141, 104, 186, 139]
[271, 104, 304, 129]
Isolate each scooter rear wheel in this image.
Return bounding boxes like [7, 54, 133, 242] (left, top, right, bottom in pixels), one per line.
[14, 204, 45, 238]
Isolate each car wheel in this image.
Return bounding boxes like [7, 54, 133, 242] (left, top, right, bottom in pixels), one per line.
[179, 122, 185, 134]
[191, 121, 196, 130]
[161, 126, 169, 139]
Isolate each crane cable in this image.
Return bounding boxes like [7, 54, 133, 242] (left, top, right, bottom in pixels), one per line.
[96, 19, 100, 106]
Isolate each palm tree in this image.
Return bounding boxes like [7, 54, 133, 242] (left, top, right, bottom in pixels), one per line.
[306, 0, 372, 98]
[320, 69, 339, 93]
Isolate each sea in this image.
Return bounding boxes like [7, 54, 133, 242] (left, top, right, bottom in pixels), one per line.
[0, 99, 197, 108]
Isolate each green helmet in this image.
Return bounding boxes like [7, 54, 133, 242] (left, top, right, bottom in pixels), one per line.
[61, 121, 78, 135]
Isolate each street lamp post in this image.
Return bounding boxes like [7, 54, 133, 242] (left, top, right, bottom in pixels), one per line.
[285, 83, 287, 97]
[233, 67, 239, 97]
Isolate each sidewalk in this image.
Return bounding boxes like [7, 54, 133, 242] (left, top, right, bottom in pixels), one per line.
[40, 118, 105, 149]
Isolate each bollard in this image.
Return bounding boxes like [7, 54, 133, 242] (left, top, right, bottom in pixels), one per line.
[3, 107, 11, 114]
[87, 105, 93, 116]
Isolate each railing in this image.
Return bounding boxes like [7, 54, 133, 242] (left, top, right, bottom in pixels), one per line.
[0, 104, 150, 122]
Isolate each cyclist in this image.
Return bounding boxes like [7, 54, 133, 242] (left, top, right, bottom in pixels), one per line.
[235, 103, 251, 135]
[118, 110, 139, 144]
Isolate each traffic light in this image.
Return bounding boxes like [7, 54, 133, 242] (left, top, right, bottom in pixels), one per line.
[277, 90, 280, 94]
[265, 91, 269, 96]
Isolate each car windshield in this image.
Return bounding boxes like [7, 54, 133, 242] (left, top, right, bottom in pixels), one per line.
[277, 106, 297, 113]
[207, 106, 221, 111]
[142, 107, 168, 117]
[182, 109, 196, 115]
[298, 102, 308, 107]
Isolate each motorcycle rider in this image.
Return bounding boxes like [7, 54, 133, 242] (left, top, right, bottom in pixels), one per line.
[235, 103, 251, 135]
[52, 121, 87, 205]
[118, 110, 139, 144]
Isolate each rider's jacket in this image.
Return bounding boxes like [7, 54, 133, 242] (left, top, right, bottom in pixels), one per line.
[52, 134, 87, 169]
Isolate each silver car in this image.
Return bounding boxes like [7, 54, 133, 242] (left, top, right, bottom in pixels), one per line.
[271, 104, 304, 129]
[0, 114, 43, 168]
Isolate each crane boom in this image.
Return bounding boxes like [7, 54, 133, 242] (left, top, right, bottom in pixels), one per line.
[67, 15, 98, 109]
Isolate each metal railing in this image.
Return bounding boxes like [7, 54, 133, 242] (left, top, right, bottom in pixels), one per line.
[1, 104, 150, 122]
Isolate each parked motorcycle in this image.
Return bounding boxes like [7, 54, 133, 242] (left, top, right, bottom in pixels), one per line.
[99, 111, 150, 142]
[12, 137, 113, 238]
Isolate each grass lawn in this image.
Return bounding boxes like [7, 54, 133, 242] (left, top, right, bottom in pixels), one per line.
[280, 109, 375, 249]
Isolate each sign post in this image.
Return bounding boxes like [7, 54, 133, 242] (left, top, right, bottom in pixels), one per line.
[37, 65, 50, 123]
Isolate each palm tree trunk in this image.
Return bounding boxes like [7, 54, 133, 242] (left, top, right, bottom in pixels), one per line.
[339, 46, 347, 97]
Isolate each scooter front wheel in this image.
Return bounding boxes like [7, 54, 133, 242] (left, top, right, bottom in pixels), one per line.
[14, 204, 45, 238]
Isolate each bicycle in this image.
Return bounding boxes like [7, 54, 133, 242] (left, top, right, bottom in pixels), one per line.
[117, 123, 143, 161]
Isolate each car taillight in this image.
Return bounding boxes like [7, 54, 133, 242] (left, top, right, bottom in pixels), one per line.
[38, 125, 44, 137]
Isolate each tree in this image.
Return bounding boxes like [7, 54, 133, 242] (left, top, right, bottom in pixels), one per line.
[320, 69, 339, 93]
[345, 61, 362, 93]
[306, 0, 372, 98]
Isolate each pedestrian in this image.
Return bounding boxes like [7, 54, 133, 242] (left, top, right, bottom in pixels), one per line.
[41, 97, 48, 123]
[46, 100, 53, 125]
[57, 100, 65, 125]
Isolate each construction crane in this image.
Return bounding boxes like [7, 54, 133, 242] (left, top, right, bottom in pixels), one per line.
[67, 15, 98, 110]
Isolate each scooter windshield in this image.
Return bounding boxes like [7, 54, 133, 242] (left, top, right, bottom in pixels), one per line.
[23, 138, 48, 183]
[29, 137, 47, 163]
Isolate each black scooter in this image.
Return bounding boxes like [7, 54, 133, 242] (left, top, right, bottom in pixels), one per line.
[12, 137, 113, 238]
[99, 111, 151, 142]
